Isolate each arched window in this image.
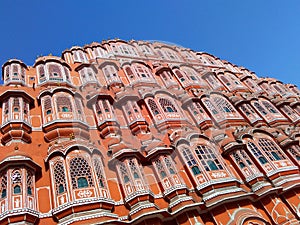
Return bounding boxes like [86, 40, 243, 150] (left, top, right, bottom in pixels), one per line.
[247, 141, 268, 165]
[0, 173, 7, 199]
[261, 101, 278, 114]
[53, 161, 67, 194]
[194, 145, 223, 171]
[26, 171, 33, 196]
[159, 98, 178, 113]
[57, 96, 72, 113]
[147, 99, 161, 116]
[220, 76, 231, 86]
[38, 65, 46, 83]
[203, 99, 218, 115]
[102, 64, 121, 85]
[258, 138, 285, 161]
[69, 157, 94, 189]
[253, 102, 268, 115]
[281, 105, 299, 122]
[13, 98, 20, 112]
[212, 96, 234, 113]
[288, 145, 300, 162]
[93, 157, 106, 188]
[181, 147, 201, 175]
[11, 170, 22, 194]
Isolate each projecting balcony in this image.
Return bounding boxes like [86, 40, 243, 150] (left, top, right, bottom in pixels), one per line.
[52, 196, 116, 222]
[42, 113, 89, 142]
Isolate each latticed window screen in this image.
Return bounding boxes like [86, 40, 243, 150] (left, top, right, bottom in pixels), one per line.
[57, 96, 72, 112]
[75, 98, 83, 114]
[203, 99, 218, 115]
[53, 161, 67, 194]
[64, 67, 70, 81]
[164, 157, 176, 174]
[195, 145, 223, 171]
[4, 100, 9, 114]
[78, 51, 86, 62]
[190, 102, 205, 115]
[159, 98, 178, 113]
[134, 64, 152, 79]
[261, 101, 278, 114]
[13, 98, 20, 109]
[49, 64, 62, 77]
[5, 66, 10, 78]
[0, 173, 7, 199]
[174, 70, 186, 82]
[44, 97, 52, 114]
[21, 67, 25, 79]
[69, 157, 94, 189]
[38, 66, 46, 81]
[288, 146, 300, 161]
[96, 101, 102, 114]
[253, 102, 268, 115]
[119, 162, 130, 183]
[128, 159, 140, 179]
[12, 64, 19, 75]
[182, 147, 201, 175]
[212, 96, 233, 113]
[233, 150, 253, 169]
[102, 100, 110, 113]
[258, 138, 285, 161]
[282, 105, 298, 120]
[26, 171, 33, 196]
[125, 67, 135, 80]
[155, 159, 167, 178]
[11, 169, 22, 194]
[148, 99, 160, 115]
[247, 142, 268, 164]
[221, 76, 231, 86]
[93, 158, 105, 188]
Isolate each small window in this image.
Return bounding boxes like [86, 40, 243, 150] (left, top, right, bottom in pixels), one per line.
[124, 175, 130, 183]
[58, 184, 65, 194]
[169, 168, 175, 174]
[223, 107, 231, 112]
[13, 185, 21, 194]
[207, 160, 218, 171]
[77, 177, 88, 188]
[13, 107, 19, 112]
[30, 77, 35, 81]
[133, 172, 139, 179]
[27, 187, 32, 195]
[271, 152, 281, 160]
[160, 171, 167, 178]
[5, 110, 8, 114]
[154, 110, 159, 115]
[46, 109, 52, 115]
[259, 156, 268, 164]
[1, 189, 6, 198]
[239, 162, 246, 168]
[62, 107, 69, 112]
[53, 72, 58, 76]
[192, 166, 201, 175]
[97, 110, 102, 115]
[13, 73, 18, 76]
[99, 179, 104, 188]
[166, 106, 174, 112]
[190, 76, 197, 81]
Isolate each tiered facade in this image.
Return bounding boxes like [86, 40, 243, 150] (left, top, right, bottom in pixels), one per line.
[0, 39, 300, 225]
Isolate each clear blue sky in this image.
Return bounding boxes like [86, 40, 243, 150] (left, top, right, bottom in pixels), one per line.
[0, 0, 299, 87]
